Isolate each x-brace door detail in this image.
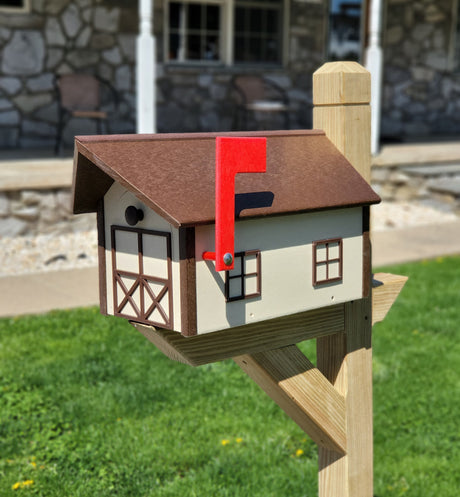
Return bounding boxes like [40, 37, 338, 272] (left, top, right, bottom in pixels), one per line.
[111, 225, 173, 329]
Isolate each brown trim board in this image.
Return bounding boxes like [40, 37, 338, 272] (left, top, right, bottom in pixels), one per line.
[97, 199, 107, 315]
[179, 227, 197, 336]
[362, 206, 371, 299]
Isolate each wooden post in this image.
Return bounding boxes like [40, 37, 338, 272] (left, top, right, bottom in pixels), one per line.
[313, 62, 371, 183]
[314, 61, 373, 497]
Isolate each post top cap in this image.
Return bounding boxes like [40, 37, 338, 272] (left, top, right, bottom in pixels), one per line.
[313, 61, 370, 105]
[314, 61, 369, 75]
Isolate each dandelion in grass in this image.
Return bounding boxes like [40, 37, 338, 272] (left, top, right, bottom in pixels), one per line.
[236, 437, 243, 444]
[295, 449, 304, 457]
[12, 480, 34, 490]
[221, 439, 230, 446]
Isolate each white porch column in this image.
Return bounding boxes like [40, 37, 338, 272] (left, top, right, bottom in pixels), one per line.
[137, 0, 156, 133]
[365, 0, 383, 155]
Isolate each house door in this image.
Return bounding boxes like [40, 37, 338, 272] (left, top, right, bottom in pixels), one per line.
[111, 226, 173, 329]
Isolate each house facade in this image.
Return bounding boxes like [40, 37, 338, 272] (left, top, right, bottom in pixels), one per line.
[1, 0, 460, 150]
[72, 130, 380, 336]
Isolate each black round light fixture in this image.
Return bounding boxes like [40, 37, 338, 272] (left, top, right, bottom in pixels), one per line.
[125, 205, 144, 226]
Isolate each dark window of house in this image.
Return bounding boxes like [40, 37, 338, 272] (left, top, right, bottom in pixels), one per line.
[168, 2, 221, 62]
[225, 250, 261, 302]
[327, 0, 363, 62]
[166, 0, 283, 64]
[0, 0, 25, 7]
[313, 238, 343, 286]
[234, 0, 283, 63]
[455, 4, 460, 70]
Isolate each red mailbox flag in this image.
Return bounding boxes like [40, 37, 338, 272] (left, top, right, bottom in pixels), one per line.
[203, 136, 267, 271]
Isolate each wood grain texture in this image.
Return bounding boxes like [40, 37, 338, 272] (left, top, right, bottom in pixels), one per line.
[234, 345, 346, 454]
[313, 62, 371, 184]
[372, 272, 408, 325]
[344, 299, 373, 497]
[313, 105, 371, 184]
[313, 62, 371, 105]
[132, 304, 345, 366]
[316, 332, 348, 496]
[317, 298, 373, 497]
[314, 61, 374, 497]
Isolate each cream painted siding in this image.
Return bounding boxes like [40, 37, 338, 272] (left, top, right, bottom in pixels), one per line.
[103, 183, 183, 333]
[195, 208, 363, 334]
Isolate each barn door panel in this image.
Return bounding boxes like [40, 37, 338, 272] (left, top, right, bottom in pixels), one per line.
[116, 274, 141, 317]
[111, 226, 173, 329]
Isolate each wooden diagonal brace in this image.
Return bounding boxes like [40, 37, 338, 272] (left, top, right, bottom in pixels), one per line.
[372, 272, 408, 325]
[234, 345, 347, 454]
[132, 272, 407, 466]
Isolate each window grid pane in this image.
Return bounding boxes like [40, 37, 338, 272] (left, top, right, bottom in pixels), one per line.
[225, 250, 261, 302]
[0, 0, 24, 6]
[167, 0, 281, 63]
[234, 0, 282, 63]
[168, 1, 221, 62]
[313, 238, 343, 286]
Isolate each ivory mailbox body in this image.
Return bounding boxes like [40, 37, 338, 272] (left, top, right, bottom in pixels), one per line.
[72, 130, 380, 336]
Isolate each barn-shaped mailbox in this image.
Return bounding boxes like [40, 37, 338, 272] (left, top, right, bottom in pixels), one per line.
[72, 62, 409, 497]
[72, 130, 380, 337]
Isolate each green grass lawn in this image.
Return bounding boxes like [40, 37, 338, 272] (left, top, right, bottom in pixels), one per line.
[1, 256, 459, 496]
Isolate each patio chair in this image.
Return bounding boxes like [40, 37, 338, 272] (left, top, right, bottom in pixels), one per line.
[54, 74, 118, 155]
[231, 75, 290, 131]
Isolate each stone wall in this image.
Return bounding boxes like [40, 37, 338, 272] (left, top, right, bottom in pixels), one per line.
[0, 0, 326, 149]
[0, 0, 138, 150]
[0, 188, 95, 237]
[5, 0, 460, 148]
[371, 163, 460, 214]
[382, 0, 460, 139]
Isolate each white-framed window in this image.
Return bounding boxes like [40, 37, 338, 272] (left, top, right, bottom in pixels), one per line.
[164, 0, 284, 64]
[167, 0, 223, 62]
[0, 0, 29, 12]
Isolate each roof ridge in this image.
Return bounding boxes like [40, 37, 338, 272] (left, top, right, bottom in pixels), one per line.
[75, 129, 326, 144]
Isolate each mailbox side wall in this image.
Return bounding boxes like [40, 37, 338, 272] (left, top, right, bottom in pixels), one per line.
[103, 183, 183, 333]
[195, 208, 364, 335]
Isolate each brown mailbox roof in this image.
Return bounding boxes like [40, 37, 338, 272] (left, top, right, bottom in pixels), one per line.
[72, 130, 380, 227]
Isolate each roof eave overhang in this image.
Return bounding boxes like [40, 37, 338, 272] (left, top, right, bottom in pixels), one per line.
[72, 139, 184, 228]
